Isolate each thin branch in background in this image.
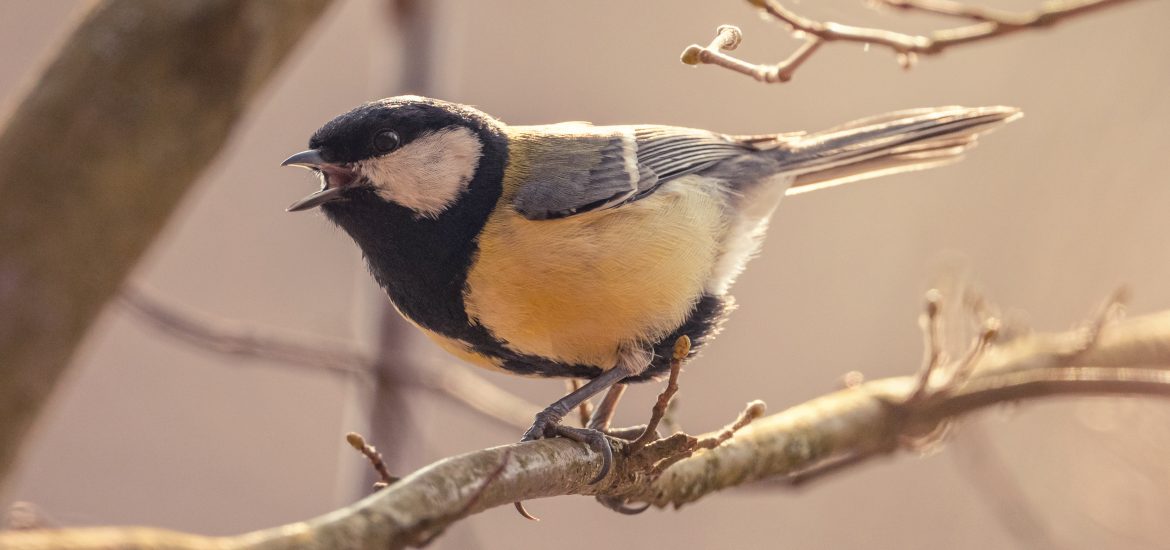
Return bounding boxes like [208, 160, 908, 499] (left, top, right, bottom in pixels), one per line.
[117, 286, 539, 431]
[346, 432, 399, 490]
[3, 502, 54, 531]
[118, 287, 369, 378]
[681, 0, 1142, 83]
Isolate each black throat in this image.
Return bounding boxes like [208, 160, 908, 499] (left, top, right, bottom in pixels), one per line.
[321, 121, 507, 342]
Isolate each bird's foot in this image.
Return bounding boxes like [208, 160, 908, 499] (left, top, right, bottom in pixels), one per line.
[521, 411, 616, 485]
[515, 413, 617, 521]
[514, 336, 766, 519]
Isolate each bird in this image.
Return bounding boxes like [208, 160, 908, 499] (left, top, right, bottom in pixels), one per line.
[282, 95, 1020, 483]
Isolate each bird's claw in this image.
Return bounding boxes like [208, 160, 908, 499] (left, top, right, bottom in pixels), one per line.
[596, 495, 651, 515]
[523, 422, 614, 486]
[553, 425, 615, 484]
[520, 410, 562, 442]
[515, 409, 618, 519]
[521, 411, 615, 484]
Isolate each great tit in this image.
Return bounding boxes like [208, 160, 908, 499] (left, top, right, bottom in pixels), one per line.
[282, 95, 1019, 480]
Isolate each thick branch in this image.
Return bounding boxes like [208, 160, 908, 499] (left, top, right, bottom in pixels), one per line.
[0, 0, 335, 486]
[681, 0, 1143, 83]
[5, 308, 1170, 549]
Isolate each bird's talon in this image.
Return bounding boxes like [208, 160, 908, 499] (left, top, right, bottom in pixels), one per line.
[521, 410, 563, 442]
[551, 425, 615, 484]
[596, 495, 651, 515]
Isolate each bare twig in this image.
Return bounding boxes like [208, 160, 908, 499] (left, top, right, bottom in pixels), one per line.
[695, 400, 767, 451]
[681, 24, 822, 83]
[910, 289, 946, 401]
[945, 318, 999, 392]
[628, 336, 691, 453]
[118, 287, 539, 431]
[681, 0, 1143, 83]
[345, 433, 399, 489]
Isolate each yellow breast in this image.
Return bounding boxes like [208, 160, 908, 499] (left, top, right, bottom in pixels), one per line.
[465, 171, 726, 370]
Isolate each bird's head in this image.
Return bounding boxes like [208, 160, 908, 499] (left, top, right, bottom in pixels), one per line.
[282, 95, 501, 219]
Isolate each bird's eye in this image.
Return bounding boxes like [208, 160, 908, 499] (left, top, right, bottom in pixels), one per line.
[373, 130, 400, 153]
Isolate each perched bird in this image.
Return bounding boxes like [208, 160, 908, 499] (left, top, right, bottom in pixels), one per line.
[282, 96, 1019, 481]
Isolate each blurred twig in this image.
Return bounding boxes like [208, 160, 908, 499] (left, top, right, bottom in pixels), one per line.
[681, 0, 1143, 83]
[357, 0, 443, 490]
[119, 287, 369, 378]
[117, 286, 538, 430]
[3, 502, 54, 531]
[8, 294, 1170, 549]
[0, 0, 336, 488]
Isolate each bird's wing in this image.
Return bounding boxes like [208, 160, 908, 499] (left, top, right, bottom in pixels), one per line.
[508, 124, 749, 221]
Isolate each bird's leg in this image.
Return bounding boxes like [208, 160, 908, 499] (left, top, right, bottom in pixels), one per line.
[520, 366, 631, 441]
[586, 384, 625, 431]
[514, 350, 650, 519]
[587, 384, 654, 441]
[567, 379, 594, 427]
[521, 349, 648, 481]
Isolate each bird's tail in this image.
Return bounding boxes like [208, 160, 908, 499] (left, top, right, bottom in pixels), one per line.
[739, 106, 1022, 195]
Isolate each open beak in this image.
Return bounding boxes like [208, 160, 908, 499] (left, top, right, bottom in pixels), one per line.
[281, 149, 354, 212]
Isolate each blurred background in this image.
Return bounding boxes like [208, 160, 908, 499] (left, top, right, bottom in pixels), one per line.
[2, 0, 1169, 548]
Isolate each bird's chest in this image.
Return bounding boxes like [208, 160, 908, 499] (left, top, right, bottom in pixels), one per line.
[464, 178, 727, 368]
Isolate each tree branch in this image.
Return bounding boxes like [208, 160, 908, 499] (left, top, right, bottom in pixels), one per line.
[117, 287, 539, 430]
[0, 0, 336, 487]
[681, 0, 1144, 83]
[5, 302, 1170, 549]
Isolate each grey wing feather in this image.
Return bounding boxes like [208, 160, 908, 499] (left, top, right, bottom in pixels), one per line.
[633, 126, 749, 181]
[511, 129, 641, 220]
[512, 125, 750, 221]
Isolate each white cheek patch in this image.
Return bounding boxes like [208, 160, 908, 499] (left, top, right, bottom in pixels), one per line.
[356, 126, 483, 218]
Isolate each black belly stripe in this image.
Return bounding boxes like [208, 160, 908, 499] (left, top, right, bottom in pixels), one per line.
[487, 293, 730, 383]
[624, 293, 731, 383]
